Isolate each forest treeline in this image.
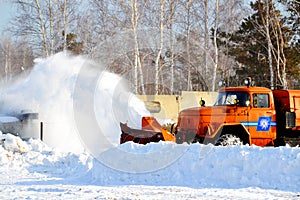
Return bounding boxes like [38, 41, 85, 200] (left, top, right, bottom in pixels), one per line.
[0, 0, 299, 94]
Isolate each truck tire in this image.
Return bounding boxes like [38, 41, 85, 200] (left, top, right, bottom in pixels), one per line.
[215, 134, 243, 146]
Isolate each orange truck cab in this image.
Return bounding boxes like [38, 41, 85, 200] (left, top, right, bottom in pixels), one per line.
[176, 80, 300, 146]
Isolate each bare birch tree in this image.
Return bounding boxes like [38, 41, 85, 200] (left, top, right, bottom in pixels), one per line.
[168, 0, 178, 94]
[212, 0, 219, 91]
[270, 2, 288, 89]
[84, 1, 112, 58]
[2, 41, 12, 82]
[186, 0, 192, 91]
[204, 0, 209, 81]
[257, 0, 288, 89]
[11, 0, 81, 57]
[265, 0, 274, 89]
[0, 36, 34, 81]
[63, 0, 68, 51]
[131, 0, 140, 94]
[89, 0, 148, 94]
[153, 0, 166, 94]
[35, 0, 49, 56]
[49, 0, 54, 56]
[130, 0, 148, 94]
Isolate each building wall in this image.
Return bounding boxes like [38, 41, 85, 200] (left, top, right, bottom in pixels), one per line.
[138, 92, 218, 122]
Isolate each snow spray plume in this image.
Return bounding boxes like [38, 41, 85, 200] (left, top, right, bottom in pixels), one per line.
[73, 60, 150, 155]
[85, 28, 228, 173]
[0, 51, 177, 173]
[75, 29, 189, 173]
[73, 58, 191, 173]
[0, 53, 87, 153]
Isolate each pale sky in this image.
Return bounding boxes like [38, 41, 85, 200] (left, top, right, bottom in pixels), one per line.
[0, 1, 14, 32]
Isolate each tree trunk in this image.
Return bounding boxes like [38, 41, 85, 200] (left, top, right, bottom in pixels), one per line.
[204, 0, 209, 82]
[154, 0, 166, 95]
[131, 0, 139, 94]
[186, 0, 191, 91]
[265, 0, 274, 89]
[212, 0, 219, 92]
[35, 0, 49, 57]
[272, 3, 288, 89]
[49, 0, 54, 55]
[63, 0, 67, 51]
[169, 0, 175, 95]
[131, 0, 145, 94]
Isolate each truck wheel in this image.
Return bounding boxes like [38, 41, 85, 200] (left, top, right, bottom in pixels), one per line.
[215, 134, 243, 146]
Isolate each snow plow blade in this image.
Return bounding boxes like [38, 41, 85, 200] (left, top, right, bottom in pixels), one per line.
[120, 116, 176, 144]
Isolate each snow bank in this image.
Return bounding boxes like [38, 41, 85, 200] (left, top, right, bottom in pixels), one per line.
[0, 52, 149, 154]
[91, 142, 300, 192]
[0, 133, 30, 154]
[0, 134, 300, 195]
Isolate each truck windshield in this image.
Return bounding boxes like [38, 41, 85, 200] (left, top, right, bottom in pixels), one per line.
[215, 92, 250, 106]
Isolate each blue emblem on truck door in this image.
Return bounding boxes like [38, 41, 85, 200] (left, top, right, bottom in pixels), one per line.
[257, 116, 271, 131]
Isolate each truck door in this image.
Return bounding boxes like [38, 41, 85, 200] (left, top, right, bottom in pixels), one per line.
[247, 93, 276, 146]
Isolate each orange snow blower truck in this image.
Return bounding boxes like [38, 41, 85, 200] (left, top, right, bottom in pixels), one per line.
[120, 78, 300, 146]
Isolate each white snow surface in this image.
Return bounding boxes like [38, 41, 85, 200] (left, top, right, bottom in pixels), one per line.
[0, 133, 299, 199]
[0, 53, 299, 199]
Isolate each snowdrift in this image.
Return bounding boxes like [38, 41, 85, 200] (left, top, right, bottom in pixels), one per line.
[1, 133, 300, 194]
[92, 142, 300, 192]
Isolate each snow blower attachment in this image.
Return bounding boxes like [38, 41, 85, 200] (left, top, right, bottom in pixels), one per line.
[120, 116, 176, 144]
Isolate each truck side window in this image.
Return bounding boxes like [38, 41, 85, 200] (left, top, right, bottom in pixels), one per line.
[253, 94, 269, 108]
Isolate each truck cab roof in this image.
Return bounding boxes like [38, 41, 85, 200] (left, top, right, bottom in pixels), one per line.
[219, 86, 272, 93]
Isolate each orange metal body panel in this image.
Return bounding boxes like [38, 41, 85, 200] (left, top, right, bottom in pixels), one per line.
[177, 86, 277, 146]
[142, 116, 163, 132]
[273, 90, 300, 128]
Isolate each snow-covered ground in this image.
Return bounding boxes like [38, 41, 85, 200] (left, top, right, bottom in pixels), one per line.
[0, 133, 299, 199]
[0, 53, 299, 199]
